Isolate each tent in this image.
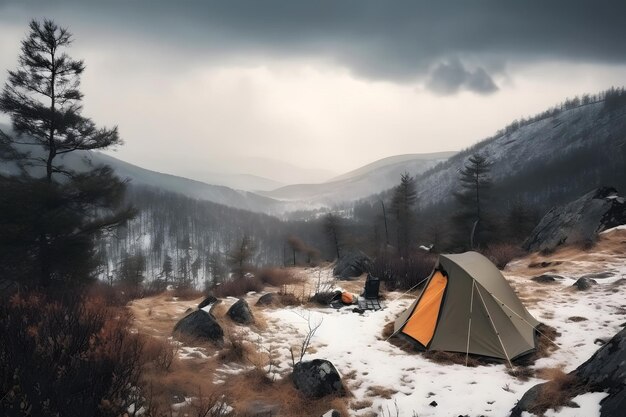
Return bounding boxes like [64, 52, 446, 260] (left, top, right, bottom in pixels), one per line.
[393, 251, 539, 364]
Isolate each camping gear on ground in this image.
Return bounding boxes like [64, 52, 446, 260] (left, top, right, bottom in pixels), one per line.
[393, 251, 540, 364]
[359, 274, 382, 310]
[341, 291, 355, 304]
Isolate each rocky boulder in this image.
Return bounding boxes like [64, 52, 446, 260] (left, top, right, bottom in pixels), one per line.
[573, 277, 597, 291]
[510, 327, 626, 417]
[292, 359, 344, 398]
[523, 187, 626, 253]
[333, 250, 372, 279]
[227, 298, 254, 324]
[531, 274, 562, 283]
[198, 295, 218, 309]
[256, 293, 277, 306]
[173, 310, 223, 344]
[576, 327, 626, 417]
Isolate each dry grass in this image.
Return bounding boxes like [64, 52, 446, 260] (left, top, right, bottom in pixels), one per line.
[223, 371, 350, 417]
[214, 276, 264, 298]
[567, 316, 588, 322]
[172, 286, 205, 300]
[257, 267, 303, 287]
[527, 368, 585, 415]
[365, 385, 398, 399]
[351, 399, 374, 410]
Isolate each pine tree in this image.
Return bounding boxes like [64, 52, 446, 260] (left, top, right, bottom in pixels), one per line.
[323, 213, 342, 260]
[228, 235, 256, 279]
[0, 20, 133, 287]
[391, 172, 417, 257]
[452, 152, 492, 248]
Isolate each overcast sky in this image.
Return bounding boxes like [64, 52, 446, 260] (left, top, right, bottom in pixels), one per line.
[1, 1, 625, 184]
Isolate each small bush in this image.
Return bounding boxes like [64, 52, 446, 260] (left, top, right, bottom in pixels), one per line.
[257, 267, 302, 287]
[481, 243, 526, 269]
[173, 286, 204, 300]
[213, 276, 264, 298]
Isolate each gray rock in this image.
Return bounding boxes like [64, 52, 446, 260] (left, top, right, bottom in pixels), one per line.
[576, 327, 626, 417]
[511, 327, 626, 417]
[292, 359, 344, 398]
[523, 187, 626, 252]
[227, 298, 254, 324]
[173, 310, 223, 344]
[573, 277, 597, 290]
[531, 274, 562, 283]
[510, 383, 545, 417]
[198, 295, 219, 309]
[333, 250, 372, 279]
[256, 293, 277, 306]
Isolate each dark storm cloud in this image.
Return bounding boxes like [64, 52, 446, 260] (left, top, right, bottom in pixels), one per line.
[2, 0, 626, 93]
[427, 59, 498, 95]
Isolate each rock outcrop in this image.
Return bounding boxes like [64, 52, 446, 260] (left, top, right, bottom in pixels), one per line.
[333, 250, 372, 279]
[523, 187, 626, 252]
[292, 359, 344, 398]
[510, 327, 626, 417]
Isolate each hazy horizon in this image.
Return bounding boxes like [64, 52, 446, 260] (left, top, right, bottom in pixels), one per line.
[1, 1, 625, 184]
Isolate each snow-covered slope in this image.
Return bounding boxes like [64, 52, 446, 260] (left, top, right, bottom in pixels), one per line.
[260, 152, 455, 204]
[411, 102, 626, 209]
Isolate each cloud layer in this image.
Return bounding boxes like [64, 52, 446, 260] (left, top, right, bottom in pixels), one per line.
[1, 0, 625, 93]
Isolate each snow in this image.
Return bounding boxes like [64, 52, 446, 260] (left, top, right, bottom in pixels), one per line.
[544, 392, 608, 417]
[235, 231, 626, 416]
[144, 228, 626, 416]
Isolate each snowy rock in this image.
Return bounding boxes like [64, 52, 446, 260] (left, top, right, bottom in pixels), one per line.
[523, 187, 626, 252]
[531, 274, 561, 283]
[173, 310, 223, 344]
[333, 250, 372, 279]
[576, 327, 626, 417]
[227, 298, 254, 324]
[292, 359, 344, 398]
[198, 295, 219, 309]
[256, 293, 277, 306]
[572, 277, 597, 291]
[511, 327, 626, 417]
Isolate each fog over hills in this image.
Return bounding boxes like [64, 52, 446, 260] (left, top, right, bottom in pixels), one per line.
[260, 152, 455, 204]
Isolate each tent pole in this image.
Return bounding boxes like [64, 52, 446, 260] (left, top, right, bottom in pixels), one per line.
[476, 285, 514, 368]
[488, 292, 561, 350]
[465, 280, 476, 367]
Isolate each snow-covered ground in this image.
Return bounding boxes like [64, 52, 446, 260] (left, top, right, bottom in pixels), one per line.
[133, 227, 626, 417]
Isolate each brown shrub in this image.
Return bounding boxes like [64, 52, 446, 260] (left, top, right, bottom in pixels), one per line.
[481, 243, 526, 269]
[0, 291, 146, 417]
[173, 286, 204, 300]
[529, 369, 584, 415]
[257, 267, 303, 287]
[213, 276, 264, 298]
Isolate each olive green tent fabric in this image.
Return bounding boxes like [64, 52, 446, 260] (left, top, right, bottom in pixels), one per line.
[394, 251, 540, 361]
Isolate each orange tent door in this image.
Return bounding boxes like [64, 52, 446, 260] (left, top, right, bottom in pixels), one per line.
[402, 271, 448, 346]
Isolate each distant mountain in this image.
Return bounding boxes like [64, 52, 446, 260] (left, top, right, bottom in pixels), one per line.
[260, 152, 455, 204]
[149, 169, 286, 192]
[0, 128, 283, 214]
